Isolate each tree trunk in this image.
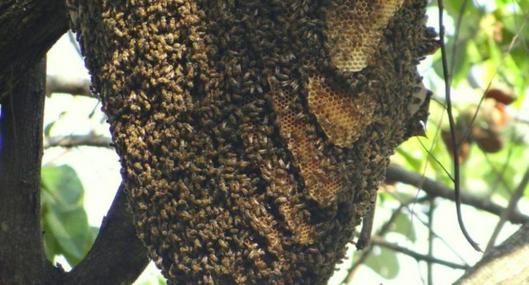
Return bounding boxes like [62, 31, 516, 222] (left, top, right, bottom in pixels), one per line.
[0, 58, 51, 285]
[0, 0, 68, 101]
[0, 59, 149, 284]
[0, 2, 149, 284]
[73, 0, 434, 284]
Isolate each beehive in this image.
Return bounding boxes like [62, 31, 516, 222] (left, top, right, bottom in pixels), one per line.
[73, 0, 434, 284]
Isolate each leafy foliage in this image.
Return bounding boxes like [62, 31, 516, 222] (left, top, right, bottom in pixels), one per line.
[368, 0, 529, 282]
[41, 165, 95, 266]
[363, 247, 400, 279]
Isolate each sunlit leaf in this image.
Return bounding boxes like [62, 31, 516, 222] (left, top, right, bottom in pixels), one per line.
[362, 246, 400, 279]
[41, 165, 94, 266]
[390, 213, 417, 242]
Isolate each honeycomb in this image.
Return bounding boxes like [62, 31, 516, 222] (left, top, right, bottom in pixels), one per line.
[270, 85, 344, 208]
[241, 127, 315, 244]
[307, 75, 377, 147]
[325, 0, 405, 72]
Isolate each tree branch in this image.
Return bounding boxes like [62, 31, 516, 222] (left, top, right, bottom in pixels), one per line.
[0, 0, 68, 101]
[386, 164, 529, 224]
[485, 165, 529, 252]
[455, 224, 529, 285]
[44, 134, 113, 149]
[372, 237, 469, 270]
[1, 1, 149, 283]
[61, 184, 149, 285]
[46, 75, 92, 98]
[427, 198, 436, 285]
[341, 196, 431, 284]
[0, 59, 54, 284]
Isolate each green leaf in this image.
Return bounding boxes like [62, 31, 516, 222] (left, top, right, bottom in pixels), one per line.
[42, 214, 61, 262]
[44, 121, 56, 137]
[44, 208, 88, 262]
[41, 165, 94, 266]
[362, 246, 400, 279]
[42, 165, 84, 211]
[395, 148, 422, 172]
[390, 213, 417, 242]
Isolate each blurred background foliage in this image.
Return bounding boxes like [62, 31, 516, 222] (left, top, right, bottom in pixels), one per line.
[41, 164, 96, 266]
[41, 1, 529, 284]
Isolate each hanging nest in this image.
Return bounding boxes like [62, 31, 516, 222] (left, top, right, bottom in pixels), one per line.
[73, 0, 435, 284]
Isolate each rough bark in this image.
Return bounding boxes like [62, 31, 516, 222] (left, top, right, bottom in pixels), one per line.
[0, 76, 147, 283]
[0, 0, 68, 101]
[455, 224, 529, 285]
[73, 0, 435, 284]
[0, 58, 51, 285]
[0, 1, 149, 284]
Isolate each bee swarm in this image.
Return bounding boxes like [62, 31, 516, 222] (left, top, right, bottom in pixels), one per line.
[74, 0, 435, 284]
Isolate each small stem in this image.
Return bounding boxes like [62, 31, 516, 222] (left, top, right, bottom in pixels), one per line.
[437, 0, 481, 252]
[427, 198, 436, 285]
[485, 166, 529, 253]
[341, 196, 429, 284]
[372, 237, 469, 270]
[386, 164, 529, 224]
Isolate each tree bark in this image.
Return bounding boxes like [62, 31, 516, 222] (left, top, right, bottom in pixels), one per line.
[0, 58, 52, 285]
[455, 224, 529, 285]
[0, 0, 68, 101]
[0, 72, 148, 283]
[0, 2, 149, 284]
[61, 184, 149, 285]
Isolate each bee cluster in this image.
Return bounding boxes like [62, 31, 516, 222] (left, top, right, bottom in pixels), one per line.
[74, 0, 436, 284]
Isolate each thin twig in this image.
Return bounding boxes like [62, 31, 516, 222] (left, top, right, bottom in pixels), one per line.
[481, 16, 529, 243]
[44, 134, 112, 149]
[437, 0, 481, 252]
[68, 30, 83, 57]
[388, 190, 469, 265]
[386, 164, 529, 224]
[427, 198, 435, 285]
[341, 196, 429, 285]
[409, 106, 447, 236]
[485, 166, 529, 253]
[461, 20, 525, 146]
[418, 137, 453, 182]
[46, 75, 92, 97]
[372, 237, 469, 271]
[450, 0, 469, 75]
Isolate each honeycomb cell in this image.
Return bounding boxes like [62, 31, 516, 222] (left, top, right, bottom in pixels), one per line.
[269, 85, 344, 208]
[307, 74, 377, 147]
[325, 0, 405, 72]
